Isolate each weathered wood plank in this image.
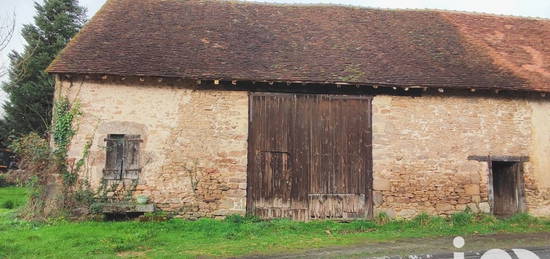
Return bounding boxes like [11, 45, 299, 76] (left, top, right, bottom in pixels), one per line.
[468, 155, 529, 162]
[248, 93, 373, 220]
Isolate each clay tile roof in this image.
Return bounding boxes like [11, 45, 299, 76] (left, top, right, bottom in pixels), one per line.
[47, 0, 550, 93]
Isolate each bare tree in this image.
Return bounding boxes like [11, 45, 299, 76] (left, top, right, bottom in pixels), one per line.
[0, 12, 15, 78]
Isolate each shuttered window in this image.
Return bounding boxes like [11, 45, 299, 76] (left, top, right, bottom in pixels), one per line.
[103, 134, 141, 180]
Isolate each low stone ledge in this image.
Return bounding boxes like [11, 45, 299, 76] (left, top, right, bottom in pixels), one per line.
[92, 202, 155, 214]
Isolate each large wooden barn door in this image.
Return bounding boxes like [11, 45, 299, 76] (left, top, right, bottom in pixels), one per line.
[247, 93, 372, 220]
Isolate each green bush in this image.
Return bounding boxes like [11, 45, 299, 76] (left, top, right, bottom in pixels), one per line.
[224, 214, 262, 224]
[374, 212, 391, 225]
[138, 211, 172, 222]
[7, 100, 90, 221]
[474, 213, 497, 225]
[74, 189, 95, 205]
[451, 211, 473, 226]
[90, 203, 103, 214]
[412, 212, 431, 227]
[0, 174, 8, 187]
[346, 220, 377, 231]
[9, 133, 51, 170]
[2, 200, 15, 209]
[506, 213, 539, 225]
[224, 214, 246, 224]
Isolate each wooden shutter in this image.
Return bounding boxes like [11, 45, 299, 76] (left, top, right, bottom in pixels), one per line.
[104, 135, 124, 180]
[123, 135, 141, 180]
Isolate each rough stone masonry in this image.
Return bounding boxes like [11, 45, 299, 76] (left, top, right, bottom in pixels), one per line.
[58, 78, 550, 219]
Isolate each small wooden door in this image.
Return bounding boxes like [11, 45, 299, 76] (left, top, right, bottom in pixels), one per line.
[492, 161, 524, 217]
[247, 93, 372, 220]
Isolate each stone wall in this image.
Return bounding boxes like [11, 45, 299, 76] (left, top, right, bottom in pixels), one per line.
[527, 100, 550, 216]
[372, 94, 550, 218]
[57, 77, 550, 219]
[57, 78, 248, 218]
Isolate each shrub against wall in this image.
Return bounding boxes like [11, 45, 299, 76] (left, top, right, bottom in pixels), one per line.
[0, 174, 8, 187]
[9, 132, 57, 219]
[9, 97, 92, 220]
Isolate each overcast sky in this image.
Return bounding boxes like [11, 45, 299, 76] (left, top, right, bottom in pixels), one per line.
[0, 0, 549, 112]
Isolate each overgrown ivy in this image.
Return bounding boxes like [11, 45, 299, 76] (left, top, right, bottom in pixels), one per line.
[51, 97, 82, 186]
[9, 97, 92, 220]
[52, 98, 81, 156]
[74, 140, 92, 174]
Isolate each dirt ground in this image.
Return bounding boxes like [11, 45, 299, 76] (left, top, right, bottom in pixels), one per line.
[243, 232, 550, 259]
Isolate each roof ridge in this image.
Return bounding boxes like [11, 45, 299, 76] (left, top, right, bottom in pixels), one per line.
[206, 0, 550, 21]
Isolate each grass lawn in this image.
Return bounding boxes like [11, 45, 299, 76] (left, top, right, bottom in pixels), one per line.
[0, 186, 27, 214]
[1, 186, 550, 258]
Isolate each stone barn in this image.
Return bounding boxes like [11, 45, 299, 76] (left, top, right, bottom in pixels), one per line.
[47, 0, 550, 220]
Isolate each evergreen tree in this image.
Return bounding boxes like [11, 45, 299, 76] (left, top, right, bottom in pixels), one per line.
[0, 0, 86, 145]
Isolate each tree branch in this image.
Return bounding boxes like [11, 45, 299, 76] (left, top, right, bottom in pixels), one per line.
[0, 11, 16, 78]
